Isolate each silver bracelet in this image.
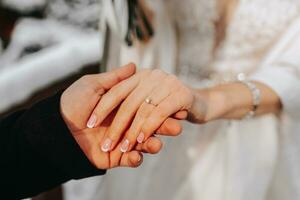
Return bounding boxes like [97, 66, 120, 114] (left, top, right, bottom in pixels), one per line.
[237, 73, 261, 119]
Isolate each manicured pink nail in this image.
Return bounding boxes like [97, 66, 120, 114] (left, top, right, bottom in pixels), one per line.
[120, 139, 130, 153]
[87, 114, 97, 128]
[101, 138, 112, 152]
[137, 132, 145, 144]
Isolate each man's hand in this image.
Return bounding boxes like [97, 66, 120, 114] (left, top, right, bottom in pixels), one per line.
[60, 63, 183, 169]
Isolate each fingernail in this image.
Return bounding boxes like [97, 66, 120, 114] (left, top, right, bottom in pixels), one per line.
[137, 132, 145, 144]
[87, 114, 97, 128]
[120, 139, 130, 153]
[137, 154, 141, 162]
[101, 138, 112, 152]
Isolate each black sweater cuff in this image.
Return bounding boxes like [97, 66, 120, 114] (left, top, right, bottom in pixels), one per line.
[23, 92, 106, 179]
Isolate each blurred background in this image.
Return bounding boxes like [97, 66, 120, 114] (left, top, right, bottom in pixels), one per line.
[0, 0, 102, 199]
[0, 0, 102, 116]
[2, 0, 300, 200]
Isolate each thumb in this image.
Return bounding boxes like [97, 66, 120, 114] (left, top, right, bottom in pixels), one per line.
[94, 63, 136, 90]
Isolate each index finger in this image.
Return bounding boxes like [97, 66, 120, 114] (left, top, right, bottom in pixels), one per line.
[93, 63, 136, 90]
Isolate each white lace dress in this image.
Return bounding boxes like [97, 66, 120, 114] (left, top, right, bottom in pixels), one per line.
[64, 0, 300, 199]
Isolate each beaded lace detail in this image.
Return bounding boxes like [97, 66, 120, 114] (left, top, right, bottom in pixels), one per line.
[166, 0, 218, 80]
[165, 0, 300, 82]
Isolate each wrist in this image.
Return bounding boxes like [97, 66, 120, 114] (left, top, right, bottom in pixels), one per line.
[208, 83, 254, 119]
[188, 87, 226, 123]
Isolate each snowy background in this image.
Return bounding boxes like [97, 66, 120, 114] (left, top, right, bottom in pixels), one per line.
[0, 0, 103, 114]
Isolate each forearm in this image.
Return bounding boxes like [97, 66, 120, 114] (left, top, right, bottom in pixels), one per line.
[188, 81, 282, 123]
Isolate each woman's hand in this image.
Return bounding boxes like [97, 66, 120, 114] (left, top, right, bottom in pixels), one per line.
[88, 69, 194, 153]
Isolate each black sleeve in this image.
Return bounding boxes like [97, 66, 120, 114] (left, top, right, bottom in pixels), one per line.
[0, 93, 106, 199]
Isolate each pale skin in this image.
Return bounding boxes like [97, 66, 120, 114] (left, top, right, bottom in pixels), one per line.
[60, 64, 185, 169]
[87, 66, 281, 154]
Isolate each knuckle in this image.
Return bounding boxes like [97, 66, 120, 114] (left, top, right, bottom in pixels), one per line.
[168, 74, 178, 81]
[79, 75, 103, 95]
[139, 69, 151, 75]
[91, 86, 105, 96]
[80, 75, 92, 83]
[180, 88, 194, 106]
[137, 71, 150, 82]
[176, 96, 184, 107]
[151, 69, 166, 77]
[166, 74, 179, 86]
